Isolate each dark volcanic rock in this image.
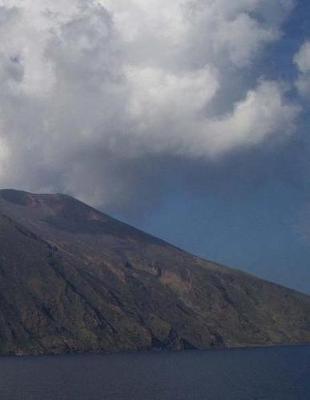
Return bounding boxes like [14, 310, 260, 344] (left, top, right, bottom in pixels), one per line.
[0, 189, 309, 355]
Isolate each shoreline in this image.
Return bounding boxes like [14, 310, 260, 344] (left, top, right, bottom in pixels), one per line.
[2, 342, 309, 359]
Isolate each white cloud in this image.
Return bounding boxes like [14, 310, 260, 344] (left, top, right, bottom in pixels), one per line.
[294, 41, 310, 97]
[124, 71, 299, 158]
[199, 81, 300, 157]
[0, 0, 300, 206]
[294, 41, 310, 73]
[124, 66, 219, 154]
[0, 136, 9, 178]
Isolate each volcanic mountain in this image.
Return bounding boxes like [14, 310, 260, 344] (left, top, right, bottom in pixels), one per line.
[0, 189, 309, 355]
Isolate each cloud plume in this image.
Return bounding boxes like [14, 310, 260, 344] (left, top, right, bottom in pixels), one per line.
[0, 0, 301, 208]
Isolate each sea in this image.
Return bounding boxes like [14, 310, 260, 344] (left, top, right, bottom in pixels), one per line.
[0, 345, 309, 400]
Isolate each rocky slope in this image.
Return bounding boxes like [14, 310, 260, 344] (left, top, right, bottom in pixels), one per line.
[0, 189, 309, 355]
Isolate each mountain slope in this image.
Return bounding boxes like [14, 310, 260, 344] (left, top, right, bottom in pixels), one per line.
[0, 189, 309, 355]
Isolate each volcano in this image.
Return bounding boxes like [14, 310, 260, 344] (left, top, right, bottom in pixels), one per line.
[0, 189, 309, 355]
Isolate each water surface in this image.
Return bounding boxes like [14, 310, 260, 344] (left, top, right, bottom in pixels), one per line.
[0, 346, 309, 399]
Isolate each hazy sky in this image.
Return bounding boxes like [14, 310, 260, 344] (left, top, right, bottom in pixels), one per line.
[0, 0, 309, 292]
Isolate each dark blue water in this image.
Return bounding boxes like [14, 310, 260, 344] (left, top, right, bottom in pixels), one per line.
[0, 346, 309, 400]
